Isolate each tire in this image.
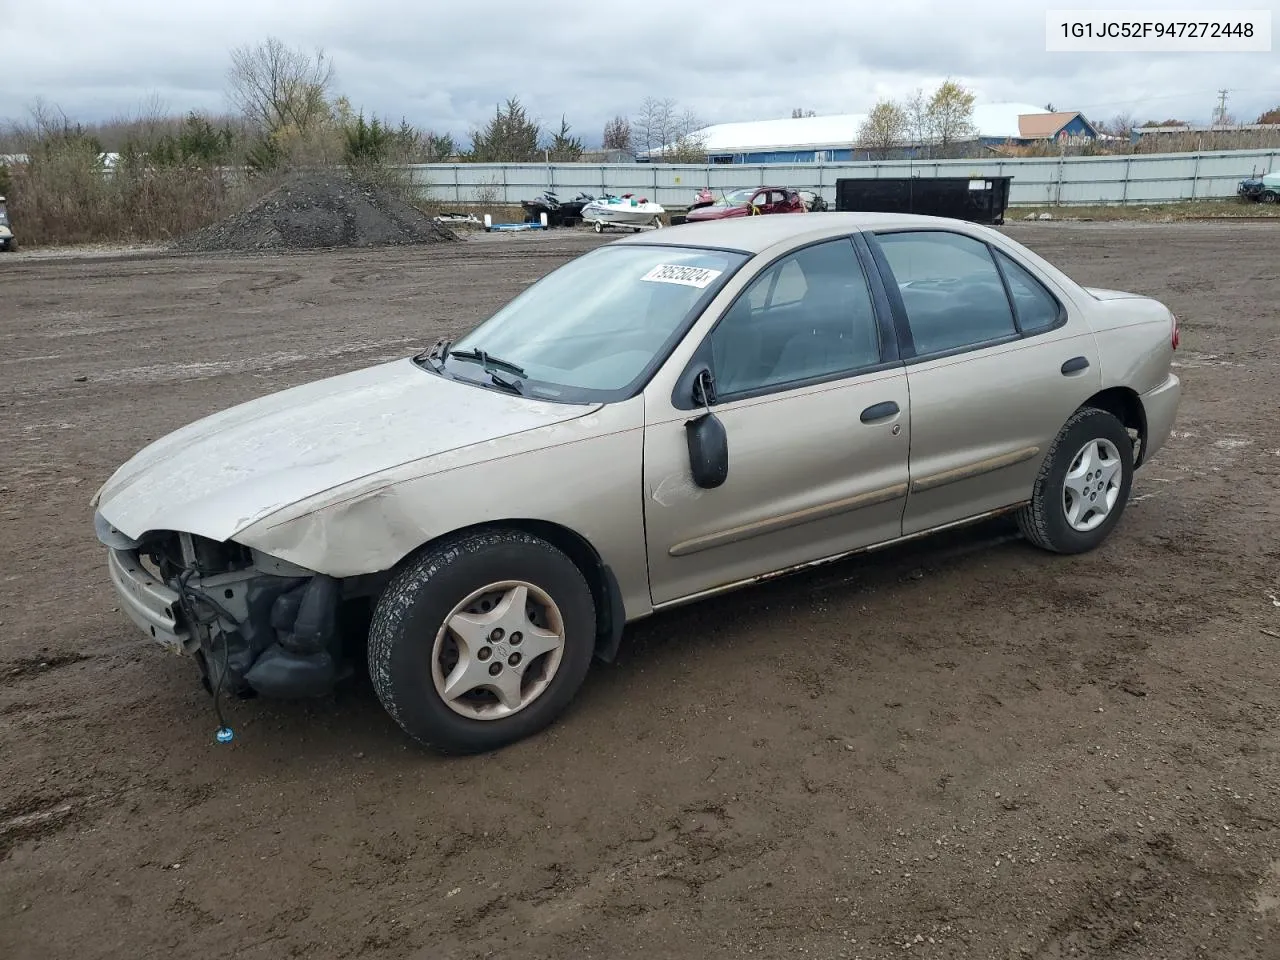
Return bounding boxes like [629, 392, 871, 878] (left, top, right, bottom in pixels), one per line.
[1016, 407, 1135, 554]
[593, 220, 603, 234]
[1262, 191, 1278, 204]
[368, 528, 597, 754]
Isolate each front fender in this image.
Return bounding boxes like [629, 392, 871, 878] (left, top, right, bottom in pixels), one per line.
[234, 395, 654, 619]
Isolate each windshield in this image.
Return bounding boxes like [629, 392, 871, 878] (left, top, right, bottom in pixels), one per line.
[0, 205, 7, 226]
[713, 188, 756, 207]
[442, 244, 748, 402]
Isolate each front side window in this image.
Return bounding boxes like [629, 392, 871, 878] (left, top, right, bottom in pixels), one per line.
[875, 230, 1018, 356]
[443, 244, 748, 402]
[709, 238, 882, 397]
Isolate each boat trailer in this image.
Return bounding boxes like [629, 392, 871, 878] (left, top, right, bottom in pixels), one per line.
[587, 218, 665, 235]
[483, 212, 549, 232]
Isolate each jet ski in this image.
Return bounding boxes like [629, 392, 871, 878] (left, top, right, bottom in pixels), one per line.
[520, 190, 595, 227]
[580, 193, 666, 232]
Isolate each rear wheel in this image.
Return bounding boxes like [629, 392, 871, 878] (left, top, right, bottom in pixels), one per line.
[1262, 191, 1278, 204]
[1016, 407, 1134, 554]
[368, 529, 597, 754]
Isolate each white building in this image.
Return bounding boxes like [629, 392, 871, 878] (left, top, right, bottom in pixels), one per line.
[645, 102, 1098, 163]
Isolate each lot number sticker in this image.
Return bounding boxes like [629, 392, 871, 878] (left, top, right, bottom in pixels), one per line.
[641, 264, 724, 288]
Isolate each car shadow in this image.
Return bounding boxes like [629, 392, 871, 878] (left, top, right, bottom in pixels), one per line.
[219, 514, 1036, 763]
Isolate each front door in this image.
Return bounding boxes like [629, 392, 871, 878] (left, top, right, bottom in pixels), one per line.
[642, 236, 911, 606]
[749, 190, 774, 215]
[865, 228, 1103, 536]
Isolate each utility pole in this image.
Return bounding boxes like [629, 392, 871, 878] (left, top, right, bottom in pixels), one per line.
[1213, 89, 1230, 127]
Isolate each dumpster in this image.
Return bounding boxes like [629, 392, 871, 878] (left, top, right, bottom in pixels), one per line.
[834, 176, 1012, 225]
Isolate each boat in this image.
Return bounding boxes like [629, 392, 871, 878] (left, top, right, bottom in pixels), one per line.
[580, 193, 666, 232]
[520, 190, 595, 227]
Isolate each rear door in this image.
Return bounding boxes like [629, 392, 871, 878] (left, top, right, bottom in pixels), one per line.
[864, 227, 1102, 536]
[641, 235, 910, 605]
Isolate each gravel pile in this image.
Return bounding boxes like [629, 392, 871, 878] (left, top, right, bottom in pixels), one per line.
[172, 172, 459, 253]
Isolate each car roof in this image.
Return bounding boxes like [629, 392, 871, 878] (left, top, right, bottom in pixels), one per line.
[611, 211, 990, 255]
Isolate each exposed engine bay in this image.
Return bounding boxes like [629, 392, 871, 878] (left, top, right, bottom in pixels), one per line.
[96, 513, 381, 702]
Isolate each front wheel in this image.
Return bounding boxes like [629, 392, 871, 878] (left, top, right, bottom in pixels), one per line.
[1016, 407, 1134, 554]
[368, 529, 597, 753]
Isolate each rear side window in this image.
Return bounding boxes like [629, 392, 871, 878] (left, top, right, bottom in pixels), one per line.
[875, 231, 1017, 355]
[993, 248, 1063, 334]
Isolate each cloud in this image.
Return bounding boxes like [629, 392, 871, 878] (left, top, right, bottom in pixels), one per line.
[3, 0, 1278, 140]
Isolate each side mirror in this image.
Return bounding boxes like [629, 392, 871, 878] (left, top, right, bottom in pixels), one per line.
[685, 369, 728, 489]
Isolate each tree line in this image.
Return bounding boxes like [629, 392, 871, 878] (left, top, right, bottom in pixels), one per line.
[0, 37, 710, 171]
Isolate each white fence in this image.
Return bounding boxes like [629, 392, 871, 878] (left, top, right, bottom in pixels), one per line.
[404, 148, 1279, 208]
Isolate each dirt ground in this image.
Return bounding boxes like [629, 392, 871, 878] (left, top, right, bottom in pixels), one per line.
[1, 222, 1278, 960]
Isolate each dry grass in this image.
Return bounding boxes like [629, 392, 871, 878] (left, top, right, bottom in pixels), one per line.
[6, 162, 267, 248]
[1, 103, 428, 248]
[1010, 198, 1280, 221]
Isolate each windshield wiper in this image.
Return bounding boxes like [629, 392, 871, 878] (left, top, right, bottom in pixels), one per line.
[448, 347, 527, 378]
[484, 369, 524, 394]
[414, 337, 452, 372]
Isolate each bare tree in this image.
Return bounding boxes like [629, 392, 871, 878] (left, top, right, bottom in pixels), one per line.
[676, 109, 702, 140]
[602, 115, 633, 153]
[792, 107, 816, 118]
[633, 100, 707, 160]
[1106, 111, 1135, 137]
[25, 96, 74, 139]
[903, 87, 931, 155]
[856, 99, 908, 156]
[635, 96, 676, 157]
[227, 37, 335, 135]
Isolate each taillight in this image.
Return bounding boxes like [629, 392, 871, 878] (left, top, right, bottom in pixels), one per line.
[1171, 314, 1180, 350]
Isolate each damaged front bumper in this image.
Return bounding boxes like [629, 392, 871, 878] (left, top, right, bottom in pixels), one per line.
[97, 514, 353, 699]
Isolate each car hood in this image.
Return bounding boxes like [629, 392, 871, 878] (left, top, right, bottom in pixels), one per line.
[686, 204, 746, 221]
[94, 357, 598, 544]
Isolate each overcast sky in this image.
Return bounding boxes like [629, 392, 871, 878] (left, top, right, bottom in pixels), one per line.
[3, 0, 1278, 143]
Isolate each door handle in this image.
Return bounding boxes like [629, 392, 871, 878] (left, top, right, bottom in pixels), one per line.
[860, 401, 900, 423]
[1061, 356, 1090, 374]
